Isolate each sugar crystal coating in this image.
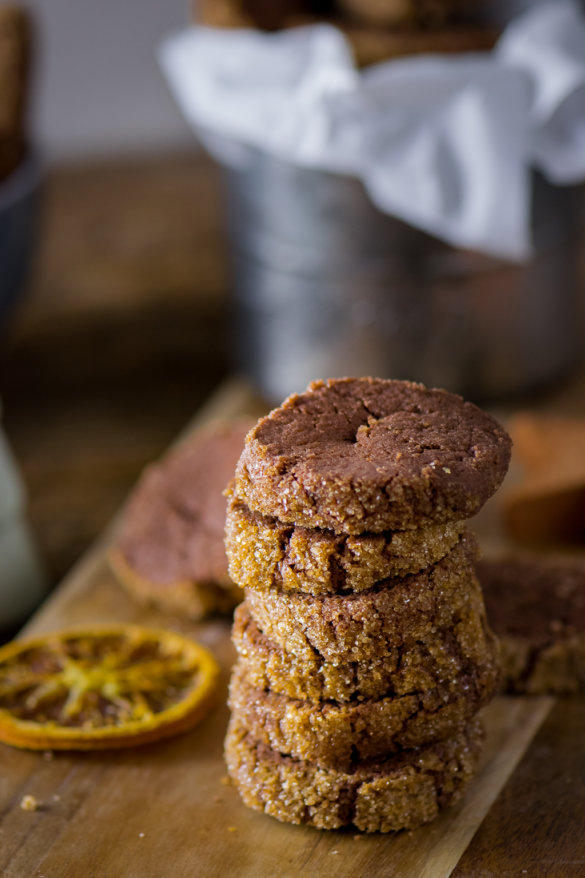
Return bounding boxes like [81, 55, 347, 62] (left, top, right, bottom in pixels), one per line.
[225, 716, 484, 833]
[225, 378, 508, 832]
[226, 494, 464, 595]
[244, 534, 484, 664]
[229, 659, 495, 770]
[232, 601, 499, 703]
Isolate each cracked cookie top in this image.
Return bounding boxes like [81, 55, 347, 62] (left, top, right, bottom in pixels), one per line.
[234, 377, 511, 533]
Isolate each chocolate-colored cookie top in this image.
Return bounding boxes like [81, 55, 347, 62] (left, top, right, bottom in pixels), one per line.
[235, 378, 511, 533]
[115, 419, 252, 589]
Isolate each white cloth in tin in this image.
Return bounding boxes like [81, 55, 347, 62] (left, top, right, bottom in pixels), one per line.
[160, 0, 585, 260]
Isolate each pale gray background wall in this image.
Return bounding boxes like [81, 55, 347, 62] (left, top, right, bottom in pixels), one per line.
[26, 0, 195, 160]
[26, 0, 552, 162]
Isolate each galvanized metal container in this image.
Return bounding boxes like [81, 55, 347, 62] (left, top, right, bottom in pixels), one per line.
[222, 147, 581, 404]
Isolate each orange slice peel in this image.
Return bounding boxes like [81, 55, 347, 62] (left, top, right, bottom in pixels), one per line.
[0, 625, 220, 750]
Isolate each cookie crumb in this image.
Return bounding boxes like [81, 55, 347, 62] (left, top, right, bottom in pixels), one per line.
[220, 775, 231, 786]
[20, 795, 39, 812]
[228, 826, 237, 832]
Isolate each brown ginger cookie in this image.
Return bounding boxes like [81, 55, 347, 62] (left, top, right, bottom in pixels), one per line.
[109, 419, 253, 620]
[225, 716, 484, 832]
[229, 659, 494, 770]
[335, 20, 498, 67]
[225, 493, 464, 594]
[244, 533, 486, 663]
[502, 413, 585, 544]
[234, 378, 511, 534]
[196, 0, 311, 31]
[232, 600, 499, 702]
[334, 0, 474, 28]
[478, 554, 585, 695]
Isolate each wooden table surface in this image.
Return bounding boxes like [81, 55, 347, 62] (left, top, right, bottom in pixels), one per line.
[0, 152, 584, 875]
[0, 154, 232, 592]
[0, 377, 582, 878]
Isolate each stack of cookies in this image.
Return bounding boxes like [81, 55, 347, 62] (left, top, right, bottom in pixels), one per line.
[224, 377, 511, 832]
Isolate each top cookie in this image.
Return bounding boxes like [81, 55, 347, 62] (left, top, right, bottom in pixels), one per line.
[233, 378, 511, 533]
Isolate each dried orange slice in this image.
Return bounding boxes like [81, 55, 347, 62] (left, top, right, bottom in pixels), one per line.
[0, 625, 220, 750]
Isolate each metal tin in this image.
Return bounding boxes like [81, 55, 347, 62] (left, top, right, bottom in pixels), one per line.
[222, 148, 581, 404]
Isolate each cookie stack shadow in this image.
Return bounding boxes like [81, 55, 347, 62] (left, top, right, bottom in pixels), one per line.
[224, 378, 511, 832]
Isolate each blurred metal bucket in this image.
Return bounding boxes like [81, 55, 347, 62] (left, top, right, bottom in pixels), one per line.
[222, 148, 581, 404]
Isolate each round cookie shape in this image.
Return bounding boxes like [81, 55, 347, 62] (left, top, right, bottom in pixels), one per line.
[109, 419, 252, 620]
[244, 534, 486, 664]
[232, 601, 499, 703]
[478, 554, 585, 695]
[229, 660, 493, 770]
[225, 717, 484, 833]
[225, 495, 465, 595]
[234, 378, 511, 534]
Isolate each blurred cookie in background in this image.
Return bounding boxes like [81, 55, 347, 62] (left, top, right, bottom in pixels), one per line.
[327, 19, 497, 66]
[333, 0, 476, 28]
[478, 554, 585, 695]
[195, 0, 316, 31]
[109, 419, 253, 621]
[502, 414, 585, 545]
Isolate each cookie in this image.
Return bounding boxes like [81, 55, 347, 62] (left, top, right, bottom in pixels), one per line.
[234, 378, 511, 534]
[478, 555, 585, 695]
[196, 0, 310, 31]
[334, 0, 473, 28]
[225, 716, 484, 832]
[0, 5, 31, 180]
[109, 548, 241, 620]
[336, 20, 498, 67]
[244, 534, 485, 663]
[226, 494, 464, 594]
[502, 414, 585, 544]
[232, 601, 499, 702]
[229, 659, 493, 770]
[109, 419, 252, 620]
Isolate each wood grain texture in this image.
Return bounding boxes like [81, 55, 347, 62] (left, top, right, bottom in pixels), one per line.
[0, 563, 554, 878]
[0, 154, 232, 588]
[452, 698, 585, 878]
[0, 378, 576, 878]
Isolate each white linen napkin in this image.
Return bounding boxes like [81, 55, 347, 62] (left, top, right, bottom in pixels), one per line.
[160, 0, 585, 261]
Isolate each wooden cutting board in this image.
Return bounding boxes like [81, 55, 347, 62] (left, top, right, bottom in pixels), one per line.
[0, 378, 583, 878]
